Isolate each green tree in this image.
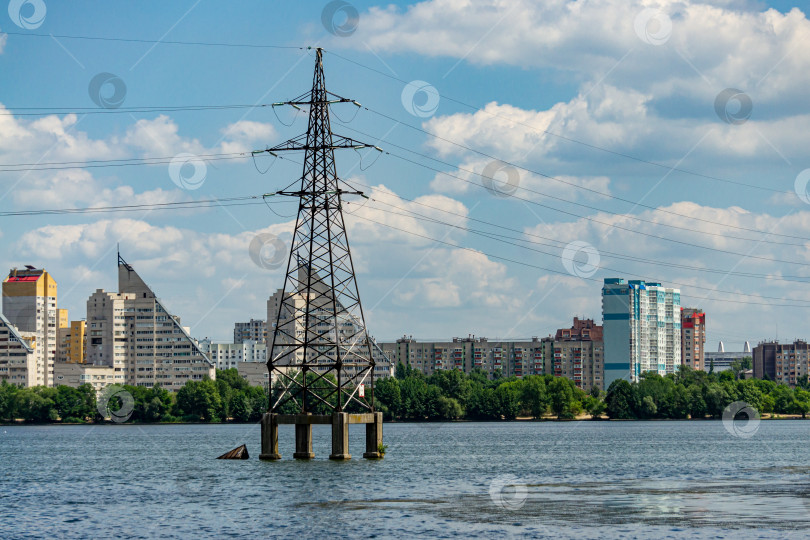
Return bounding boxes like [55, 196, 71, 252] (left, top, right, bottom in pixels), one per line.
[375, 376, 402, 420]
[15, 388, 58, 422]
[430, 369, 472, 408]
[467, 386, 499, 420]
[687, 385, 707, 418]
[175, 379, 222, 421]
[640, 395, 657, 418]
[606, 379, 636, 419]
[772, 384, 795, 414]
[230, 392, 252, 422]
[520, 375, 549, 419]
[399, 377, 428, 420]
[704, 383, 730, 418]
[659, 383, 689, 419]
[495, 381, 522, 420]
[246, 386, 268, 422]
[548, 377, 578, 419]
[0, 381, 19, 421]
[583, 395, 606, 419]
[437, 395, 463, 420]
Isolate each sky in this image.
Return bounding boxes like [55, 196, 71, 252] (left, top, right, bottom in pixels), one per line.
[1, 0, 809, 348]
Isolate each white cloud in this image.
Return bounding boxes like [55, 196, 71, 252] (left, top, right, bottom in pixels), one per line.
[124, 115, 277, 157]
[427, 156, 611, 202]
[351, 0, 810, 107]
[0, 106, 123, 164]
[11, 182, 535, 340]
[0, 106, 278, 210]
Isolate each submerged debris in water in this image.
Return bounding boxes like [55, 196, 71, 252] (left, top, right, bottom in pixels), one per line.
[217, 444, 249, 460]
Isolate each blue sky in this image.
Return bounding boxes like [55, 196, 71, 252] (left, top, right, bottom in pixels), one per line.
[1, 0, 809, 349]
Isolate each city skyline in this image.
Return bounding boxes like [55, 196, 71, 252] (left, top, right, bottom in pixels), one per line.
[0, 257, 764, 351]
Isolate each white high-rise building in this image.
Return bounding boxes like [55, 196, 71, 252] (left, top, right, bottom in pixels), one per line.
[602, 278, 681, 387]
[199, 339, 267, 370]
[0, 313, 37, 387]
[85, 255, 215, 390]
[267, 266, 393, 381]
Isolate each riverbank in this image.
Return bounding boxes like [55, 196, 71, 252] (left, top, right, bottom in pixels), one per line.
[3, 412, 806, 426]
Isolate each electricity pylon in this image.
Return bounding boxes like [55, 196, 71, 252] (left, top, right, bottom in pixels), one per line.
[256, 48, 380, 414]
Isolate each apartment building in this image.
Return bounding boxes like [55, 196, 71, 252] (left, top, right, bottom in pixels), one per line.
[84, 255, 215, 390]
[540, 318, 604, 391]
[233, 319, 267, 345]
[56, 320, 86, 364]
[681, 308, 706, 371]
[603, 278, 682, 387]
[2, 267, 58, 386]
[199, 339, 267, 370]
[53, 362, 116, 394]
[0, 312, 37, 387]
[753, 340, 810, 386]
[379, 335, 545, 379]
[267, 267, 393, 381]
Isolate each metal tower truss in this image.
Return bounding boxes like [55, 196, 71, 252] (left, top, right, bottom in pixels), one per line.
[256, 48, 380, 414]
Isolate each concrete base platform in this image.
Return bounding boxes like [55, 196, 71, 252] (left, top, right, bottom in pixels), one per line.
[260, 411, 383, 460]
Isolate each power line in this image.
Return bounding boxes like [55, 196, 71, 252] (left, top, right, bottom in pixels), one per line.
[345, 143, 810, 265]
[351, 109, 804, 240]
[0, 34, 786, 193]
[357, 195, 810, 285]
[0, 104, 274, 117]
[0, 195, 291, 217]
[0, 153, 252, 172]
[1, 30, 307, 50]
[0, 38, 784, 195]
[344, 208, 810, 308]
[0, 150, 312, 173]
[6, 99, 803, 246]
[325, 50, 785, 195]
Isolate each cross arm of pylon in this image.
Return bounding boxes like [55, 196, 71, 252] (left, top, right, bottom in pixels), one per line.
[252, 134, 383, 154]
[272, 89, 361, 108]
[267, 188, 368, 198]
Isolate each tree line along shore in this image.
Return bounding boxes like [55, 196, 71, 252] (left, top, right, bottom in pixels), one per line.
[1, 364, 808, 424]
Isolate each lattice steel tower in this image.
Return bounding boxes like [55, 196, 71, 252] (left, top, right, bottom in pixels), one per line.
[257, 48, 378, 415]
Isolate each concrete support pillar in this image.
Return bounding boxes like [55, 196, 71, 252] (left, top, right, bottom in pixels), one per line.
[329, 412, 351, 460]
[293, 416, 315, 459]
[259, 413, 281, 461]
[363, 412, 384, 459]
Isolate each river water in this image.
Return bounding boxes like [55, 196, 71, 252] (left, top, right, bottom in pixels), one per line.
[2, 420, 809, 538]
